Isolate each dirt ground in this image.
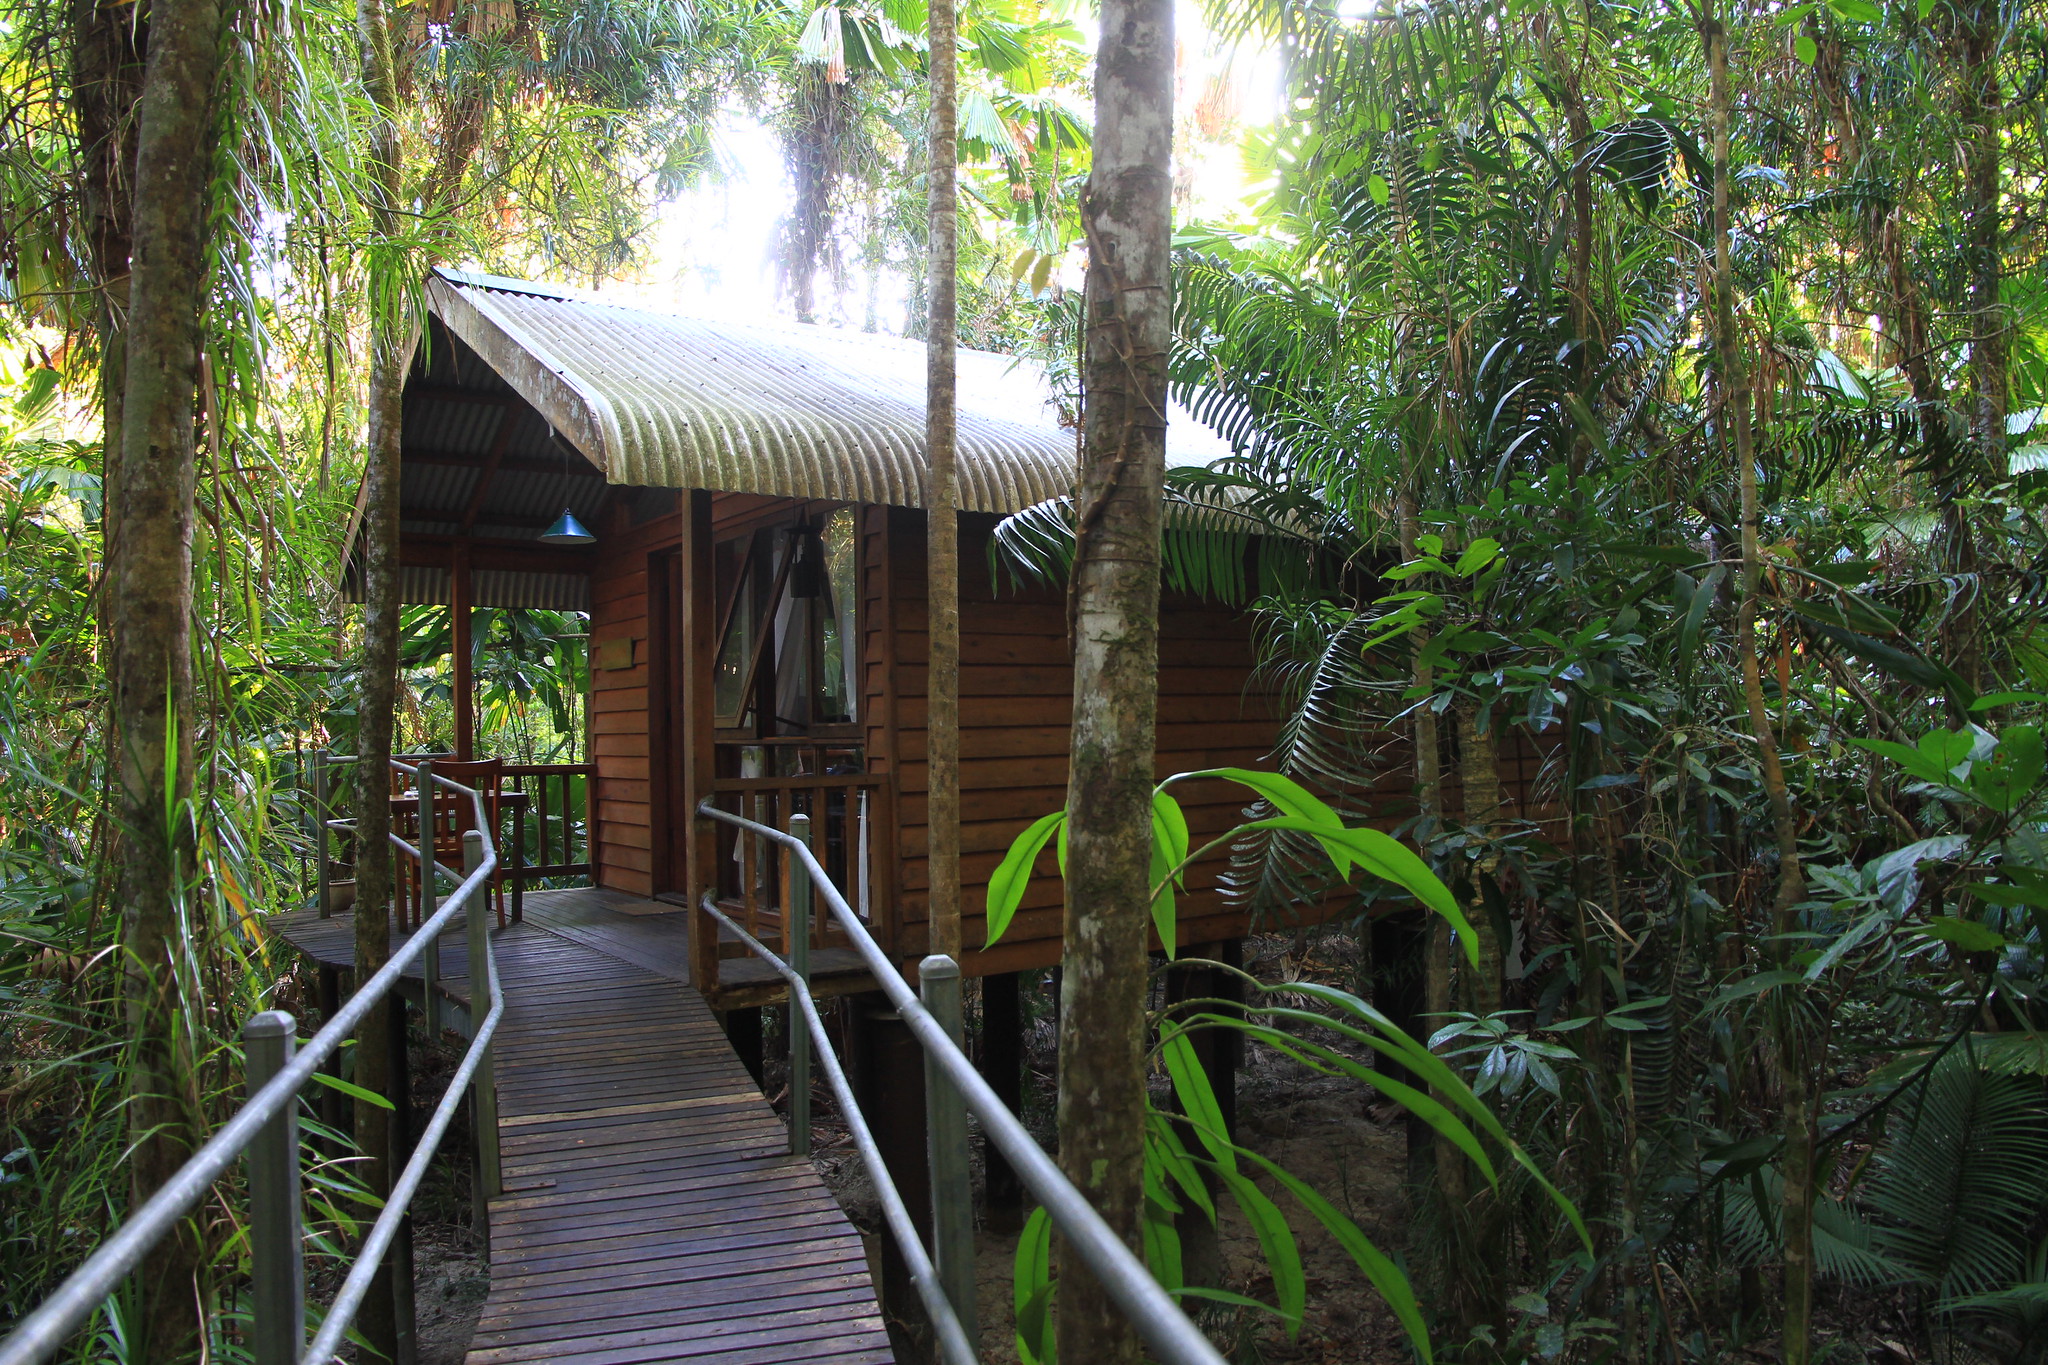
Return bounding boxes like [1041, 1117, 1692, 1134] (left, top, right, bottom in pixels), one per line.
[809, 930, 1420, 1365]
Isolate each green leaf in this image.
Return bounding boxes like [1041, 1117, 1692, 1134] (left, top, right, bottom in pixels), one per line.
[1792, 609, 1974, 705]
[1367, 172, 1390, 205]
[1217, 1167, 1305, 1333]
[1967, 882, 2048, 909]
[1238, 1145, 1433, 1362]
[1172, 1286, 1293, 1316]
[1677, 564, 1726, 678]
[1142, 1204, 1184, 1290]
[1922, 916, 2007, 952]
[1794, 32, 1818, 62]
[1161, 1027, 1236, 1170]
[1826, 0, 1882, 21]
[1453, 538, 1502, 576]
[1151, 790, 1191, 871]
[1710, 969, 1806, 1006]
[309, 1072, 395, 1110]
[1015, 1205, 1056, 1365]
[985, 810, 1064, 947]
[1167, 767, 1351, 876]
[1150, 792, 1191, 957]
[1848, 736, 1952, 787]
[1917, 728, 1976, 775]
[1972, 691, 2048, 711]
[1240, 817, 1477, 965]
[1968, 726, 2043, 814]
[1147, 1118, 1217, 1221]
[1218, 1017, 1498, 1183]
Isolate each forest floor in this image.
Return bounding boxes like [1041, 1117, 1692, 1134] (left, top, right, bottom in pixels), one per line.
[809, 930, 1416, 1365]
[379, 928, 1938, 1364]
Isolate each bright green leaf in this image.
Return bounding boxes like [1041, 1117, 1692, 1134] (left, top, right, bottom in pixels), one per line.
[985, 810, 1064, 947]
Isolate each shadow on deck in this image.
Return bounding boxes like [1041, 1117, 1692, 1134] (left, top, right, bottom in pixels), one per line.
[268, 887, 896, 1365]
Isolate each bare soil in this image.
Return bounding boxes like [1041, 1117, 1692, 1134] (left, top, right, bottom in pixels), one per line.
[803, 931, 1419, 1364]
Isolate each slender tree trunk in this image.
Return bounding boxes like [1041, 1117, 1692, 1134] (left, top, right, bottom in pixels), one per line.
[72, 0, 144, 996]
[1055, 0, 1172, 1353]
[1955, 0, 2003, 695]
[925, 0, 960, 963]
[1455, 703, 1505, 1017]
[1540, 13, 1595, 362]
[1446, 701, 1508, 1338]
[1704, 11, 1812, 1361]
[110, 0, 224, 1356]
[353, 1, 409, 1357]
[71, 0, 145, 534]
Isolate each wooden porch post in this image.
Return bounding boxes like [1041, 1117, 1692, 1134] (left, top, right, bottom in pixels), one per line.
[681, 490, 719, 992]
[452, 543, 475, 761]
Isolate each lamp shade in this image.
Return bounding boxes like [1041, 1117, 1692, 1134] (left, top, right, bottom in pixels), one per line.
[539, 508, 596, 546]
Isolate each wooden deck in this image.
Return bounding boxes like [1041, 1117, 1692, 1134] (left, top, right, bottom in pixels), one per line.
[269, 888, 895, 1365]
[269, 885, 877, 1010]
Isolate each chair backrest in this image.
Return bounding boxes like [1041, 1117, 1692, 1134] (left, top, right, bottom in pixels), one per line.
[426, 758, 505, 848]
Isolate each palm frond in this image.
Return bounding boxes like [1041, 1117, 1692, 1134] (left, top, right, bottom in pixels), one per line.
[1864, 1051, 2048, 1299]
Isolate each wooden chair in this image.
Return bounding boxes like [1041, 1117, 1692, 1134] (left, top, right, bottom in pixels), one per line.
[401, 758, 509, 929]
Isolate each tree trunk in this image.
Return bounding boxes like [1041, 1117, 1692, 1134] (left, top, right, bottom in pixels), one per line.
[1703, 10, 1812, 1361]
[1055, 0, 1172, 1353]
[353, 1, 410, 1358]
[1540, 12, 1595, 372]
[925, 0, 960, 963]
[72, 0, 145, 1012]
[110, 0, 224, 1355]
[1455, 703, 1506, 1017]
[71, 0, 145, 550]
[1955, 0, 2004, 696]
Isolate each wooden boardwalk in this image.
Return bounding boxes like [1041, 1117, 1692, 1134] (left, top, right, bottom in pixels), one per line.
[272, 889, 894, 1365]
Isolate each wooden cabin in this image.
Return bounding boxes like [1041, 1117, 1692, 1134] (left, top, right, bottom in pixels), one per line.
[355, 268, 1383, 1008]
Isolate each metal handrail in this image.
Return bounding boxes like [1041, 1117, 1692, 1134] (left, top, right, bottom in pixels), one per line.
[698, 896, 979, 1365]
[697, 798, 1230, 1365]
[0, 759, 504, 1365]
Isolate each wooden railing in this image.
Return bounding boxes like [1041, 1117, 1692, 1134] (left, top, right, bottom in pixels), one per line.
[501, 762, 595, 920]
[308, 754, 594, 926]
[695, 771, 886, 994]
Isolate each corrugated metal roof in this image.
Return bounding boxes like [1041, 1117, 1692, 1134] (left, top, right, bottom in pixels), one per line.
[391, 566, 592, 612]
[425, 268, 1234, 515]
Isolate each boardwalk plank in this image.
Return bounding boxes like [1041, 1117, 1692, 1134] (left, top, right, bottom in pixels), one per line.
[276, 887, 893, 1365]
[456, 890, 891, 1365]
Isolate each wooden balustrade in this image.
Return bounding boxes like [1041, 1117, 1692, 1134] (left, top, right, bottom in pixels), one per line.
[694, 771, 887, 994]
[501, 762, 595, 921]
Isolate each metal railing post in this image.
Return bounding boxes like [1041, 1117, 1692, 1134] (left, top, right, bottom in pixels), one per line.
[243, 1011, 304, 1365]
[417, 758, 442, 1035]
[920, 954, 978, 1346]
[787, 812, 812, 1158]
[0, 765, 506, 1365]
[313, 751, 332, 918]
[464, 829, 501, 1250]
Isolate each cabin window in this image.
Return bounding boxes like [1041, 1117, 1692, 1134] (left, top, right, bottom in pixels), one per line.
[711, 508, 860, 736]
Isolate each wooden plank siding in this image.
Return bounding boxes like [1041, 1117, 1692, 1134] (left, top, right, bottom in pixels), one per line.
[588, 507, 683, 896]
[577, 493, 1540, 978]
[871, 507, 1293, 975]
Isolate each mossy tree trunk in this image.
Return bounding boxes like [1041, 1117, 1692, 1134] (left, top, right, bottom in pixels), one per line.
[351, 1, 408, 1357]
[1054, 0, 1172, 1354]
[109, 0, 225, 1354]
[925, 0, 960, 963]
